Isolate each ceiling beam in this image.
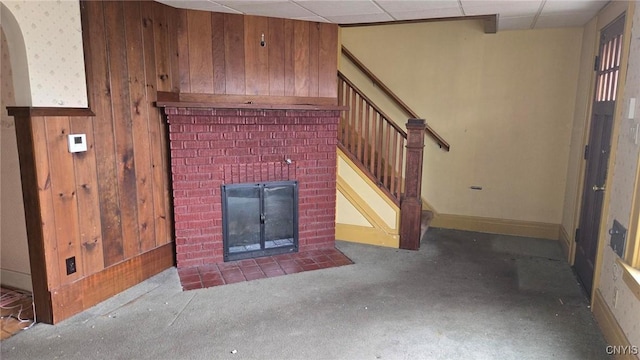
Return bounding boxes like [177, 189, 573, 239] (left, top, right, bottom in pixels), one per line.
[340, 14, 498, 34]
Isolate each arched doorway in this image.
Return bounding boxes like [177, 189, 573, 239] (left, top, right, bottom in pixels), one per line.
[1, 2, 35, 331]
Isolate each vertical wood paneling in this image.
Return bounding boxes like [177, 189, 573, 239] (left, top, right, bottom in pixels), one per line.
[267, 18, 285, 96]
[141, 2, 168, 248]
[211, 13, 226, 94]
[318, 23, 338, 98]
[177, 12, 338, 100]
[166, 4, 180, 93]
[308, 22, 320, 97]
[187, 11, 214, 93]
[124, 1, 156, 253]
[283, 19, 296, 96]
[177, 9, 190, 92]
[104, 1, 140, 261]
[46, 116, 83, 284]
[244, 15, 269, 95]
[153, 2, 173, 93]
[16, 1, 340, 324]
[293, 21, 310, 96]
[69, 117, 104, 276]
[30, 117, 61, 289]
[85, 1, 124, 267]
[156, 5, 175, 245]
[224, 13, 245, 95]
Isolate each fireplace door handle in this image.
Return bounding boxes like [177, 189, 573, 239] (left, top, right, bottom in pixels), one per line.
[260, 213, 265, 224]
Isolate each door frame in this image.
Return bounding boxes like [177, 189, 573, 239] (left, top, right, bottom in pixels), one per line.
[570, 1, 635, 303]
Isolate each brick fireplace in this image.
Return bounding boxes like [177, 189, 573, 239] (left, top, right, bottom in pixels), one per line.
[161, 105, 341, 268]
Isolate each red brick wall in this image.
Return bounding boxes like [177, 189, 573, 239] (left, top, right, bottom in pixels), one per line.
[163, 107, 340, 267]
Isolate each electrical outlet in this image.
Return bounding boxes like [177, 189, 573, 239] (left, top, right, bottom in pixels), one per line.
[66, 256, 76, 275]
[613, 287, 619, 308]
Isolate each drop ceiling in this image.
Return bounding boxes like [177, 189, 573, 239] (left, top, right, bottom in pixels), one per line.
[155, 0, 610, 31]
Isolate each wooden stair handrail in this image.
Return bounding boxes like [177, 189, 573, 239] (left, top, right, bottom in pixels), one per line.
[338, 75, 407, 205]
[338, 72, 406, 138]
[341, 45, 450, 152]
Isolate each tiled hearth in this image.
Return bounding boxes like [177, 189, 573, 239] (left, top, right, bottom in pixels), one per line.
[177, 247, 353, 290]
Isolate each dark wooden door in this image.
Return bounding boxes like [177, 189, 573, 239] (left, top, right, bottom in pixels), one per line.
[574, 15, 625, 297]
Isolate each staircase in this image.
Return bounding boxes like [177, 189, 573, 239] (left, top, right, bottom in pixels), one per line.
[337, 72, 406, 205]
[337, 46, 448, 249]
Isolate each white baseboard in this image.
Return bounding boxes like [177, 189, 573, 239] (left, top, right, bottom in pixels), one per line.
[0, 268, 32, 292]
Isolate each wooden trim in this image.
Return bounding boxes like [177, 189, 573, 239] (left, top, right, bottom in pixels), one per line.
[340, 46, 450, 151]
[156, 91, 180, 102]
[592, 289, 638, 360]
[337, 72, 407, 137]
[559, 225, 576, 265]
[337, 177, 399, 235]
[625, 105, 640, 267]
[336, 223, 399, 248]
[617, 259, 640, 302]
[48, 243, 174, 324]
[337, 142, 401, 207]
[155, 91, 342, 109]
[7, 107, 95, 117]
[13, 115, 54, 324]
[430, 213, 561, 240]
[338, 149, 400, 212]
[341, 47, 416, 117]
[340, 14, 498, 34]
[158, 102, 347, 111]
[400, 119, 425, 250]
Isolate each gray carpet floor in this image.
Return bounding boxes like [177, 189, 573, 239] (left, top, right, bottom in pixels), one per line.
[0, 228, 610, 360]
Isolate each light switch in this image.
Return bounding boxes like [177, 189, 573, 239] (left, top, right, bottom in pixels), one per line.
[68, 134, 87, 153]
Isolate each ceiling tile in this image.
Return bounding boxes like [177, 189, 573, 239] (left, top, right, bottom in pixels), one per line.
[325, 12, 394, 24]
[498, 15, 535, 31]
[154, 0, 610, 31]
[542, 0, 608, 14]
[294, 0, 384, 17]
[534, 11, 597, 28]
[156, 0, 241, 13]
[375, 0, 460, 12]
[292, 15, 331, 22]
[217, 0, 315, 18]
[387, 8, 464, 20]
[461, 0, 541, 17]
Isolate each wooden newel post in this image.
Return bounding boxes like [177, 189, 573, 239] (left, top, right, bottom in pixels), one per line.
[400, 118, 426, 250]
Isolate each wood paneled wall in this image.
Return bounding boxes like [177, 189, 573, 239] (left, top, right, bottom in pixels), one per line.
[177, 10, 338, 99]
[82, 1, 178, 266]
[9, 0, 339, 323]
[82, 0, 175, 270]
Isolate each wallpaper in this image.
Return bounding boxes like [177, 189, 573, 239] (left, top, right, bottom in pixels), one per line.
[1, 0, 87, 107]
[599, 2, 640, 347]
[1, 27, 31, 287]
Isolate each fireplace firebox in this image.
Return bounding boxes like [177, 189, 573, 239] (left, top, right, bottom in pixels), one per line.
[222, 181, 299, 261]
[160, 106, 341, 268]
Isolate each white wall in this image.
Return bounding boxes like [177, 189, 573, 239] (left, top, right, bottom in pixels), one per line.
[1, 27, 31, 291]
[0, 0, 87, 107]
[341, 21, 583, 225]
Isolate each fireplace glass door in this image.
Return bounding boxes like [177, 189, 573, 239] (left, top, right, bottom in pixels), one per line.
[222, 181, 298, 261]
